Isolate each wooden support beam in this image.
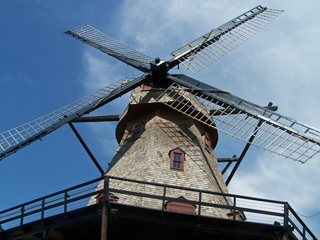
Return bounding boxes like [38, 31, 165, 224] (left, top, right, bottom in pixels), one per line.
[72, 115, 120, 122]
[101, 176, 109, 240]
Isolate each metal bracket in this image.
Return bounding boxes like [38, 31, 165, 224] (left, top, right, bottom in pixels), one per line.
[69, 122, 104, 175]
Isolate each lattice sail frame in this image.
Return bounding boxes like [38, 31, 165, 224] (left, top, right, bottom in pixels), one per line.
[170, 7, 283, 74]
[157, 83, 320, 163]
[0, 76, 146, 160]
[64, 23, 153, 70]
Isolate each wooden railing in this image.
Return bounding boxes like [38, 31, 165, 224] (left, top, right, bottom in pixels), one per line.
[0, 175, 317, 240]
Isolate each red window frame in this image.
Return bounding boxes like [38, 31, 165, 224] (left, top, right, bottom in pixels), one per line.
[204, 133, 211, 153]
[141, 83, 153, 90]
[95, 192, 119, 204]
[170, 148, 185, 170]
[132, 122, 143, 140]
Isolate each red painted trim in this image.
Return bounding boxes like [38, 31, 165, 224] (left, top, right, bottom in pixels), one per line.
[165, 196, 196, 214]
[169, 148, 185, 170]
[141, 83, 153, 90]
[95, 193, 119, 204]
[204, 132, 211, 153]
[132, 122, 143, 140]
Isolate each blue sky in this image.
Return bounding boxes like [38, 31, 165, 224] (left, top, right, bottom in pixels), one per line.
[1, 0, 320, 236]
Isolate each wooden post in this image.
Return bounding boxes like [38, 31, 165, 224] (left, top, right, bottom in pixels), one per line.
[101, 176, 109, 240]
[282, 233, 288, 240]
[101, 201, 108, 240]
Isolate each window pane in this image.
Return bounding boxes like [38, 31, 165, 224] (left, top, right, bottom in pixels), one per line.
[132, 123, 142, 140]
[205, 133, 210, 150]
[174, 153, 181, 161]
[205, 135, 209, 145]
[135, 125, 141, 133]
[173, 161, 181, 169]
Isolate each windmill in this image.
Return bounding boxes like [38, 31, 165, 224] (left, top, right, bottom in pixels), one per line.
[1, 5, 319, 169]
[0, 5, 319, 239]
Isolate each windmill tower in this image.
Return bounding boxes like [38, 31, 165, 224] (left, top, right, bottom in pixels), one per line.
[87, 83, 232, 218]
[1, 5, 320, 240]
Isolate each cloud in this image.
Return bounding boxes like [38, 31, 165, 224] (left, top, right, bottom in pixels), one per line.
[79, 48, 134, 161]
[228, 151, 320, 236]
[80, 48, 133, 112]
[87, 121, 119, 158]
[229, 152, 320, 209]
[117, 1, 247, 58]
[81, 50, 123, 93]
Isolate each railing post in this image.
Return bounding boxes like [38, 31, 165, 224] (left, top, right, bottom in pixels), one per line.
[161, 186, 167, 214]
[20, 205, 25, 226]
[101, 175, 109, 240]
[284, 202, 289, 227]
[233, 196, 237, 221]
[198, 191, 202, 216]
[64, 190, 69, 217]
[41, 198, 45, 220]
[103, 175, 110, 205]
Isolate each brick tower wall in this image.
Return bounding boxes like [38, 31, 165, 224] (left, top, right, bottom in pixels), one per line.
[89, 86, 232, 219]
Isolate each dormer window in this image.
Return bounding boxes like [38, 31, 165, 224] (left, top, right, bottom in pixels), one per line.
[132, 122, 143, 140]
[173, 152, 182, 168]
[169, 148, 185, 170]
[165, 196, 196, 214]
[142, 83, 153, 90]
[204, 133, 211, 153]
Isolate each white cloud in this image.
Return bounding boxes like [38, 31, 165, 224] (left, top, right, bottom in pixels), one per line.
[88, 121, 119, 157]
[229, 152, 320, 209]
[80, 48, 133, 161]
[80, 48, 133, 112]
[81, 50, 123, 93]
[227, 151, 320, 235]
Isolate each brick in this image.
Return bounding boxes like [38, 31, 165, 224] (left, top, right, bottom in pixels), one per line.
[89, 86, 232, 218]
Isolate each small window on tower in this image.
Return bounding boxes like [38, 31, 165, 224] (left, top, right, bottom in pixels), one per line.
[169, 148, 185, 170]
[132, 122, 143, 140]
[142, 83, 153, 90]
[204, 133, 211, 153]
[173, 153, 182, 168]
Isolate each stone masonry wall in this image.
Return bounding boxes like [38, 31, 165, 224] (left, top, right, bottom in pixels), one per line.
[89, 106, 232, 219]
